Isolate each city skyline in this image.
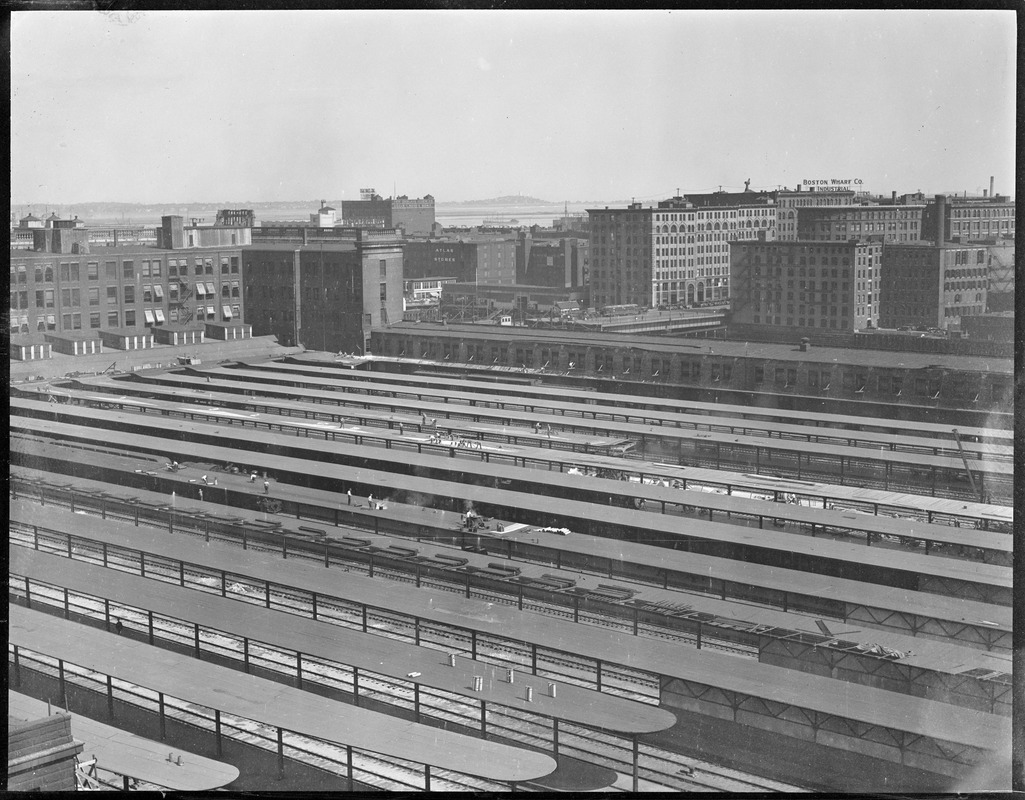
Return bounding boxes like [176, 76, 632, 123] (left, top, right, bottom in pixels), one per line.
[11, 9, 1016, 205]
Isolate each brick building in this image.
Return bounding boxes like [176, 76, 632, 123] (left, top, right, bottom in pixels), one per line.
[242, 229, 404, 352]
[775, 187, 858, 240]
[370, 322, 1013, 414]
[516, 233, 589, 288]
[730, 240, 882, 333]
[341, 194, 435, 236]
[921, 193, 1014, 244]
[8, 216, 245, 339]
[878, 243, 989, 330]
[403, 235, 517, 285]
[796, 204, 925, 243]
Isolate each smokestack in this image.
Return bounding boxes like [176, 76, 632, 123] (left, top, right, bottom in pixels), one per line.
[935, 195, 947, 244]
[891, 191, 897, 203]
[990, 176, 994, 198]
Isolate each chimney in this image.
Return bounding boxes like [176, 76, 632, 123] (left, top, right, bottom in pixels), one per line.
[935, 195, 947, 244]
[990, 176, 994, 198]
[797, 184, 802, 192]
[983, 189, 988, 198]
[891, 191, 897, 203]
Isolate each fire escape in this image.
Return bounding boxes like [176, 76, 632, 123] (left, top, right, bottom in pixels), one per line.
[174, 278, 194, 325]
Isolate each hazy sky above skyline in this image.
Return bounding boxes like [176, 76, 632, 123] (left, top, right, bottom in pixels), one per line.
[11, 9, 1017, 206]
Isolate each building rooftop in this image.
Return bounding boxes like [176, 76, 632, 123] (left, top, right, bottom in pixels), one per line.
[383, 321, 1012, 373]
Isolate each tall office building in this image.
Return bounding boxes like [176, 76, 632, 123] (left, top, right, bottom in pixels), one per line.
[588, 194, 773, 310]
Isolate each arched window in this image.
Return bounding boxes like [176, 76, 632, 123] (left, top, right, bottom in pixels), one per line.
[670, 224, 677, 233]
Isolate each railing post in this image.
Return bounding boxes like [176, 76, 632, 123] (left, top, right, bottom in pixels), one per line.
[215, 709, 223, 757]
[632, 737, 640, 793]
[194, 624, 201, 658]
[13, 645, 21, 687]
[296, 653, 303, 690]
[353, 667, 360, 707]
[276, 727, 284, 781]
[159, 692, 166, 740]
[106, 675, 114, 720]
[346, 745, 354, 790]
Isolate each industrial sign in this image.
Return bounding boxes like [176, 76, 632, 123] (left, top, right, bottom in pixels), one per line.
[801, 179, 864, 191]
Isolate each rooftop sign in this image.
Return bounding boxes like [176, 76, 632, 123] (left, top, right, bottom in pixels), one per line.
[801, 179, 863, 192]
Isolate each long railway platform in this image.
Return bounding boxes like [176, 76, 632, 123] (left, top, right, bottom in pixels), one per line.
[16, 388, 1012, 563]
[10, 440, 1012, 653]
[101, 367, 1013, 502]
[233, 357, 1016, 459]
[9, 605, 559, 791]
[10, 411, 1011, 607]
[10, 487, 1012, 718]
[32, 376, 1012, 526]
[7, 507, 1009, 785]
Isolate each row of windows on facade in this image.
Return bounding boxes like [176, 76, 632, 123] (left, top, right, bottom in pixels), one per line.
[11, 281, 240, 311]
[752, 316, 853, 329]
[949, 207, 1014, 218]
[9, 257, 240, 285]
[811, 222, 918, 232]
[9, 304, 240, 334]
[386, 336, 1005, 395]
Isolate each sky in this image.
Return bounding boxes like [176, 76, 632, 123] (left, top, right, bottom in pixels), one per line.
[10, 9, 1017, 205]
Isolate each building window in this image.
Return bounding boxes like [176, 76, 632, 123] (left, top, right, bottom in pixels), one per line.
[106, 286, 118, 305]
[89, 312, 101, 328]
[221, 259, 229, 275]
[124, 285, 135, 303]
[88, 261, 99, 280]
[88, 287, 99, 306]
[107, 311, 119, 327]
[230, 257, 239, 273]
[195, 260, 204, 275]
[143, 285, 153, 303]
[151, 260, 162, 278]
[380, 260, 387, 278]
[123, 260, 134, 279]
[105, 261, 118, 280]
[380, 283, 387, 302]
